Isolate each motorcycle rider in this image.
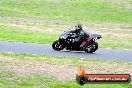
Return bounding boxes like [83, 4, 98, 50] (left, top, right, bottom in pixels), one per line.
[74, 24, 90, 49]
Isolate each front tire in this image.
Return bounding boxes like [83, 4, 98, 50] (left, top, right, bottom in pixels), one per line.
[52, 40, 65, 51]
[85, 42, 98, 53]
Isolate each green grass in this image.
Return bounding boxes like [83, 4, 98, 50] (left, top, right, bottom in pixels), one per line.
[0, 0, 132, 49]
[0, 0, 131, 23]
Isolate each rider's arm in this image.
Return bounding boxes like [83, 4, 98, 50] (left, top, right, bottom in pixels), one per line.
[82, 30, 90, 38]
[79, 31, 85, 37]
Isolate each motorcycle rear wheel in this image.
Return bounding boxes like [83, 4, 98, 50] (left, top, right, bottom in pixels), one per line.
[85, 42, 98, 53]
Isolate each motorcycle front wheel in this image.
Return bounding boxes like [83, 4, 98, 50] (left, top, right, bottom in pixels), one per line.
[85, 42, 98, 53]
[52, 40, 65, 51]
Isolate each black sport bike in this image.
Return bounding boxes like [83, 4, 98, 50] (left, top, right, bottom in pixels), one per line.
[52, 30, 102, 53]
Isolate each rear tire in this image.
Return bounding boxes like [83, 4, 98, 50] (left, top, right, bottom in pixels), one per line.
[52, 40, 65, 51]
[85, 42, 98, 53]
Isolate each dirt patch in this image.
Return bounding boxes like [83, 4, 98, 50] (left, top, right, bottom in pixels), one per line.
[7, 24, 61, 32]
[0, 17, 63, 26]
[85, 22, 132, 31]
[0, 17, 63, 31]
[0, 57, 11, 61]
[0, 17, 132, 32]
[9, 59, 77, 81]
[95, 32, 132, 37]
[0, 57, 77, 81]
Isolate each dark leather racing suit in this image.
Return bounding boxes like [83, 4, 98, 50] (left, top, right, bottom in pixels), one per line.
[73, 29, 90, 50]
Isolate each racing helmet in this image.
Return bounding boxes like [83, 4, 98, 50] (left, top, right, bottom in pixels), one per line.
[75, 24, 82, 30]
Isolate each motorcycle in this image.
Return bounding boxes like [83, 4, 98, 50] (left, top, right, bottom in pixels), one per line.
[52, 29, 102, 53]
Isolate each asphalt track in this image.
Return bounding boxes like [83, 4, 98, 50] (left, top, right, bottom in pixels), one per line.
[0, 41, 132, 62]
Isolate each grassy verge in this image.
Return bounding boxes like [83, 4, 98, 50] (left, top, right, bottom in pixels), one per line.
[1, 53, 132, 72]
[0, 53, 132, 88]
[1, 53, 132, 66]
[0, 26, 58, 44]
